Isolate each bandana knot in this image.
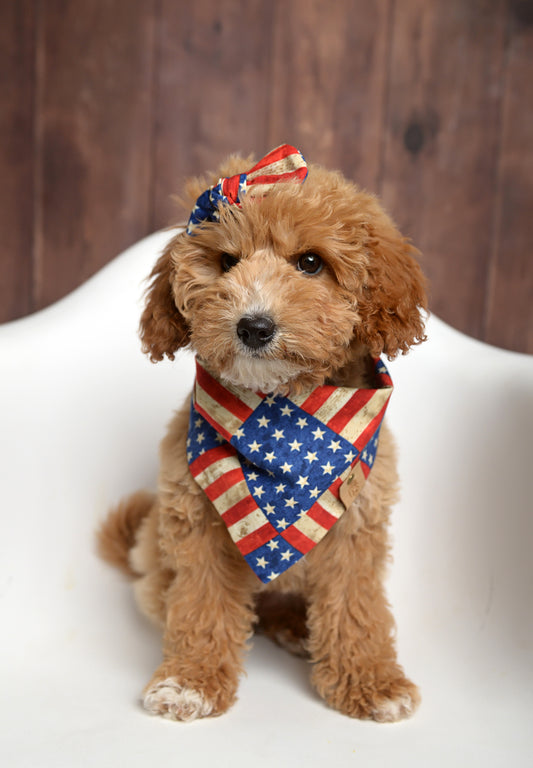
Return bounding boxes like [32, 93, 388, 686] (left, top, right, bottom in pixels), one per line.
[187, 144, 308, 234]
[187, 360, 393, 583]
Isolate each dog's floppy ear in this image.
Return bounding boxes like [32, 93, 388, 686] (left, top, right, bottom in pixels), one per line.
[139, 245, 190, 362]
[355, 213, 427, 358]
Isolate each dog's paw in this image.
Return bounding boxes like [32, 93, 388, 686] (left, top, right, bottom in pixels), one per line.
[370, 679, 421, 723]
[312, 663, 420, 722]
[143, 678, 214, 722]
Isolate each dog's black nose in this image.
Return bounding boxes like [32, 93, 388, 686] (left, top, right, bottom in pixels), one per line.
[236, 315, 276, 349]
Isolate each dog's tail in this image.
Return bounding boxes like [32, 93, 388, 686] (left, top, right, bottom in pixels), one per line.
[96, 490, 154, 578]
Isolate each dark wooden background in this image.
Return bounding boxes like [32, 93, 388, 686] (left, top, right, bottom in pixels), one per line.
[1, 0, 532, 353]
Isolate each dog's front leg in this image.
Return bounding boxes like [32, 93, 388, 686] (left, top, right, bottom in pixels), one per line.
[143, 513, 257, 722]
[305, 517, 420, 722]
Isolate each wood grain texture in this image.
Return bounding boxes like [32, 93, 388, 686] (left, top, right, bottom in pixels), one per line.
[484, 1, 533, 351]
[0, 0, 36, 319]
[34, 0, 156, 310]
[152, 0, 275, 228]
[268, 0, 393, 192]
[381, 0, 508, 339]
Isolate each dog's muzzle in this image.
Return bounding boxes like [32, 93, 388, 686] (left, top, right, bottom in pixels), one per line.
[236, 315, 276, 350]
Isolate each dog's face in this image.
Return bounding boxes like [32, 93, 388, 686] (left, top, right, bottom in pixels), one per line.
[140, 157, 427, 393]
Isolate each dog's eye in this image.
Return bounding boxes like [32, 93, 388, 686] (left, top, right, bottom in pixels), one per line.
[220, 252, 240, 272]
[297, 252, 323, 275]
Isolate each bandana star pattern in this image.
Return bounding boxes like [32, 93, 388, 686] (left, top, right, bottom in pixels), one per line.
[187, 360, 393, 583]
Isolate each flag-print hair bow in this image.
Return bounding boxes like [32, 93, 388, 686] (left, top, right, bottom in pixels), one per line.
[186, 144, 308, 234]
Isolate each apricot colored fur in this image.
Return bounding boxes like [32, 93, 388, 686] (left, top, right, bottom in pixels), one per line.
[98, 154, 427, 722]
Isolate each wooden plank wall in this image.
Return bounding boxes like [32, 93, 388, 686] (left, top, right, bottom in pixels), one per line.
[1, 0, 532, 353]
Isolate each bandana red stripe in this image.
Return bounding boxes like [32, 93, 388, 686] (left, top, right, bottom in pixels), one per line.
[189, 444, 235, 476]
[353, 400, 390, 451]
[222, 495, 258, 526]
[236, 522, 278, 555]
[327, 388, 376, 433]
[204, 467, 244, 501]
[307, 502, 338, 530]
[281, 526, 316, 555]
[299, 386, 337, 415]
[196, 363, 255, 423]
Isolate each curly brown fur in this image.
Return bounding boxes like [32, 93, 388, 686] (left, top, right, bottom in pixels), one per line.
[97, 490, 154, 578]
[140, 251, 190, 361]
[98, 153, 427, 722]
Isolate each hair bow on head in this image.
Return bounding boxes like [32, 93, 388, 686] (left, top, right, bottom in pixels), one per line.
[186, 144, 308, 234]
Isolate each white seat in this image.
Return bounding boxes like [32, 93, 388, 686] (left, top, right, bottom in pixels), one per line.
[1, 231, 532, 767]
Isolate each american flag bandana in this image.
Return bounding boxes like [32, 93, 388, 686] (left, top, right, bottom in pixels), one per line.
[187, 360, 393, 583]
[186, 144, 308, 234]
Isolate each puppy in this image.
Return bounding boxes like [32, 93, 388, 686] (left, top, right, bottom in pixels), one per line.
[98, 145, 427, 723]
